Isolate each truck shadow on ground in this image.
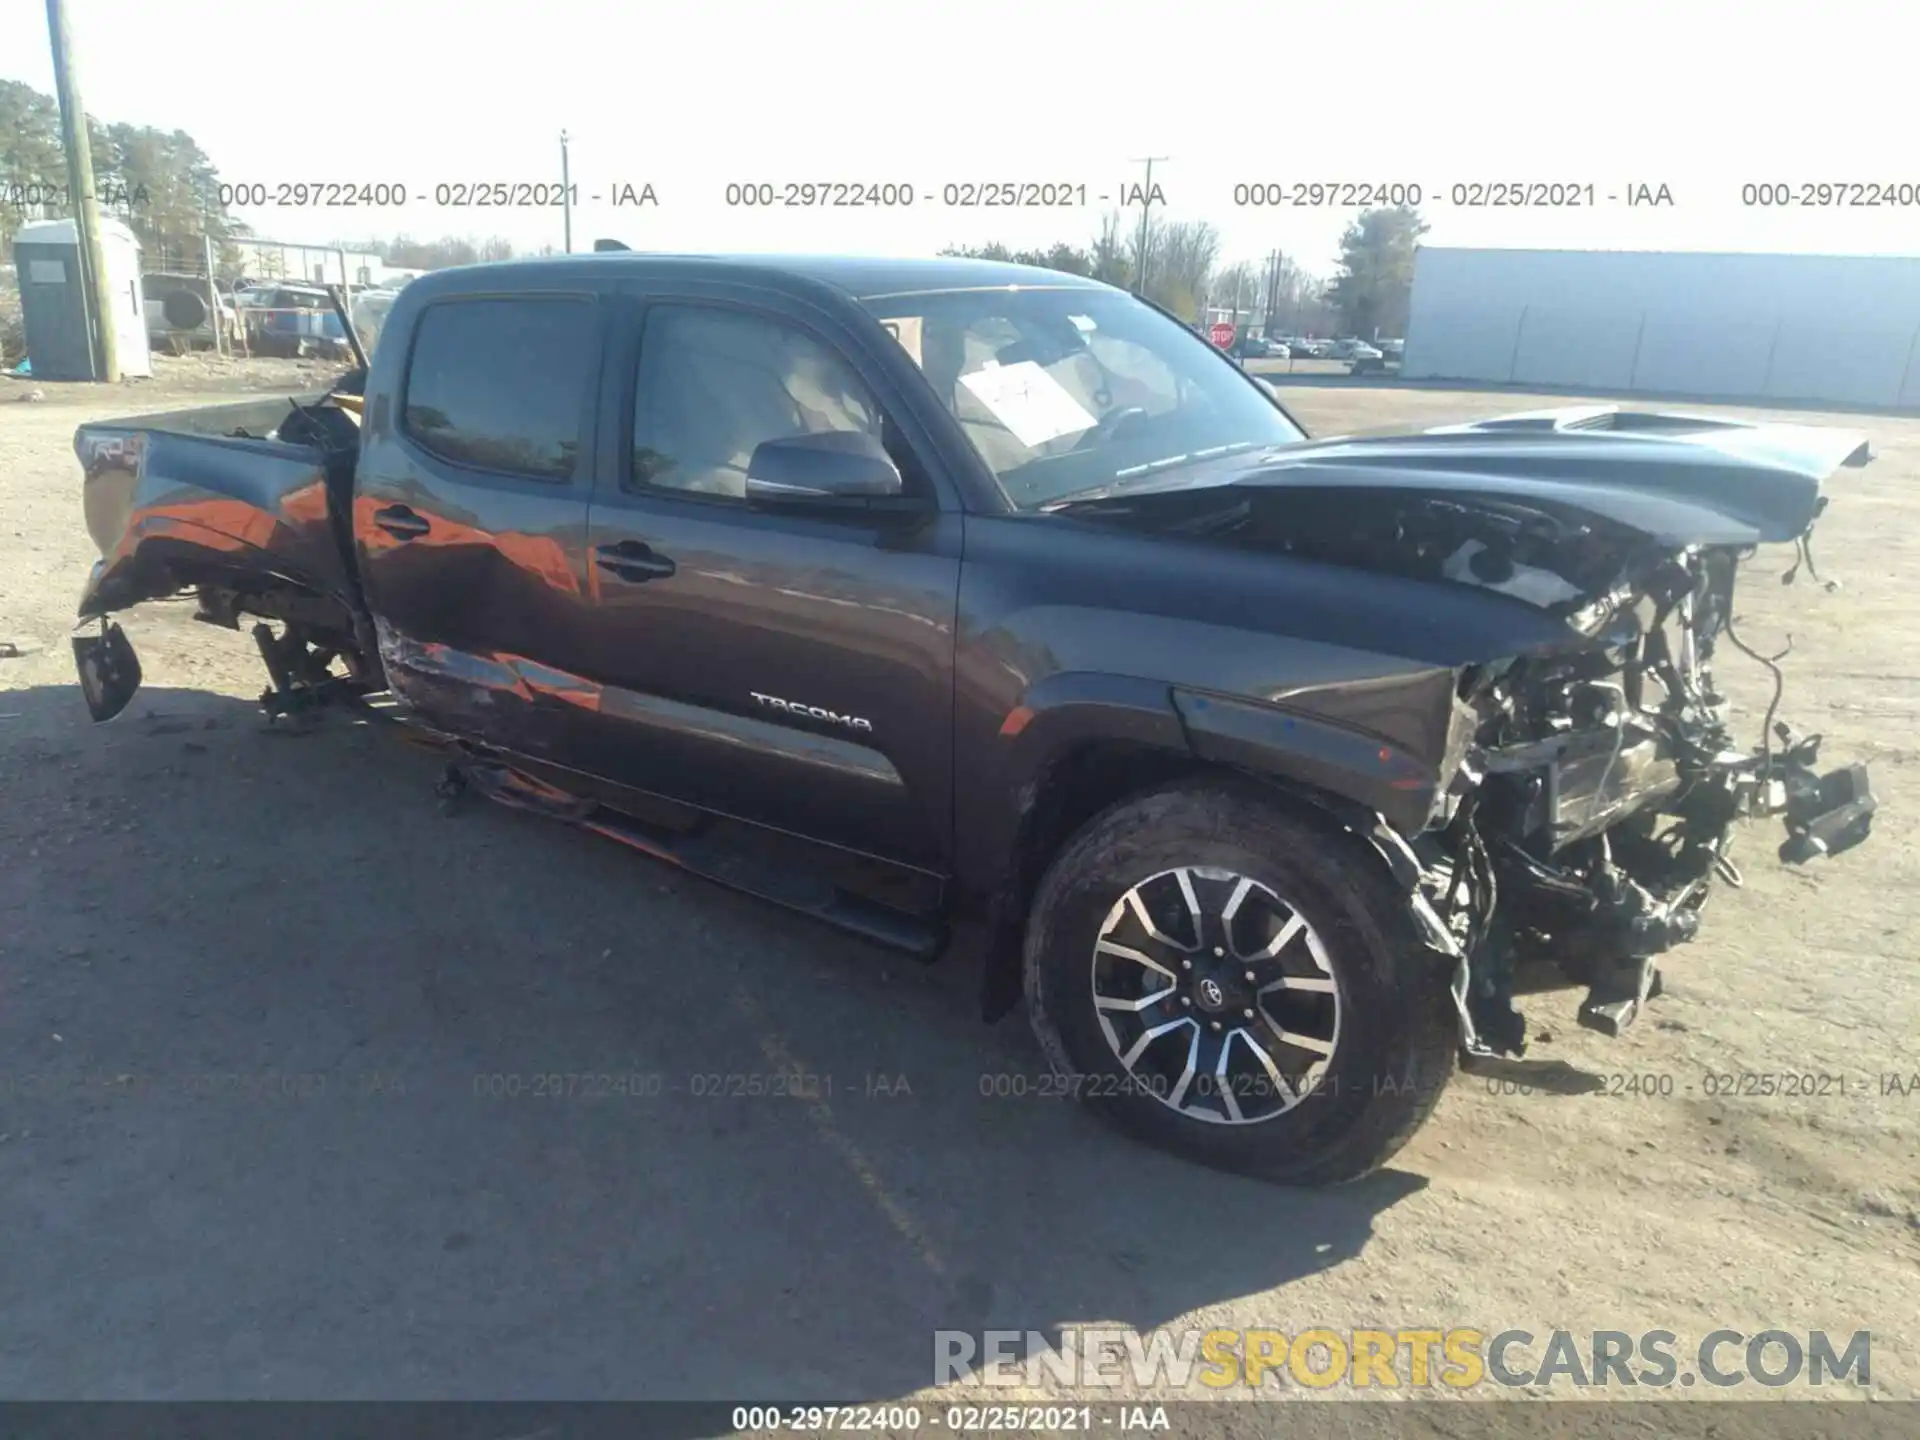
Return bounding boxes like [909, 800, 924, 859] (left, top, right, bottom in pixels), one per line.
[0, 683, 1428, 1406]
[1460, 1055, 1608, 1097]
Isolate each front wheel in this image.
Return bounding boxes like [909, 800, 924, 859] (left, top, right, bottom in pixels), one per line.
[1024, 782, 1457, 1185]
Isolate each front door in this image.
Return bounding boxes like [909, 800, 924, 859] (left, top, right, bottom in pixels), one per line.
[572, 292, 962, 869]
[354, 288, 605, 760]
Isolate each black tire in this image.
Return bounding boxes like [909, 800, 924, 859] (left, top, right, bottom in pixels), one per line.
[1024, 781, 1457, 1185]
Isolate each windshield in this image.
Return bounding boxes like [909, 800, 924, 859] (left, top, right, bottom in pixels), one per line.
[858, 286, 1307, 510]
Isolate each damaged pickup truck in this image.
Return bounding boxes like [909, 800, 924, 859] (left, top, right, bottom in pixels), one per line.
[70, 254, 1878, 1184]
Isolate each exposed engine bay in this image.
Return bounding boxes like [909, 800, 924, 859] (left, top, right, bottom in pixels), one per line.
[1330, 504, 1869, 1052]
[1062, 410, 1881, 1055]
[1429, 523, 1875, 1054]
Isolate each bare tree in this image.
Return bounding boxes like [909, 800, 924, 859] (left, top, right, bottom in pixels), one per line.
[1258, 254, 1334, 334]
[1210, 260, 1260, 320]
[341, 234, 520, 270]
[1134, 218, 1220, 321]
[934, 216, 1223, 319]
[941, 241, 1095, 276]
[1091, 211, 1132, 288]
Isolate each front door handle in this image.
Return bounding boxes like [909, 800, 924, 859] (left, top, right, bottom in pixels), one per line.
[595, 540, 677, 583]
[373, 504, 431, 541]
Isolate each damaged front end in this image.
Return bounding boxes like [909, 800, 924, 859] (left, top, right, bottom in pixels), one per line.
[1071, 405, 1881, 1056]
[1435, 540, 1875, 1054]
[1356, 414, 1880, 1055]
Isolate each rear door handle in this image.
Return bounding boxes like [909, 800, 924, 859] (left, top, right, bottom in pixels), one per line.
[595, 540, 677, 583]
[373, 504, 431, 540]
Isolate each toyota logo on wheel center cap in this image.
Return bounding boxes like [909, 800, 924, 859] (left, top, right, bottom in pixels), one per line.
[1196, 977, 1226, 1010]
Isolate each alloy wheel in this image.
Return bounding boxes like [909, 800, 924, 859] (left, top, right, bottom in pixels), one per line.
[1090, 865, 1342, 1124]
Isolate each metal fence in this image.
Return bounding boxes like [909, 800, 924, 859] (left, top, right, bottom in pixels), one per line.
[1403, 305, 1920, 410]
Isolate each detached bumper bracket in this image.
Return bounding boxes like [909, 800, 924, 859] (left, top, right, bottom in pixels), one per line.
[1780, 762, 1876, 863]
[72, 621, 142, 723]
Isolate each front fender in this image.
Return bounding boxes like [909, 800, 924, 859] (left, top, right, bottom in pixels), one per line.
[963, 668, 1473, 1024]
[1171, 683, 1465, 838]
[956, 661, 1469, 900]
[956, 670, 1192, 896]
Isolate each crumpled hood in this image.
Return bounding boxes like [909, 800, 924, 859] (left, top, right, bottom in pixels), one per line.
[1161, 405, 1873, 547]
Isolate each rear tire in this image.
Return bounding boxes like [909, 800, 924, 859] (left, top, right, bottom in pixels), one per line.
[1024, 782, 1456, 1185]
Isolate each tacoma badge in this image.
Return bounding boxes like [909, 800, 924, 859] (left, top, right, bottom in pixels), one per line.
[751, 692, 874, 732]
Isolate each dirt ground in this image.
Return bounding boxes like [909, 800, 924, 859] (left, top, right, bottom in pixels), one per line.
[1, 357, 1915, 1419]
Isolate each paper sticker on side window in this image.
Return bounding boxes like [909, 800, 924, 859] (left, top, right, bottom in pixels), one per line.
[959, 360, 1097, 447]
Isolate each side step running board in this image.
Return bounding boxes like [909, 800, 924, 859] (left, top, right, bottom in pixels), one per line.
[444, 756, 947, 963]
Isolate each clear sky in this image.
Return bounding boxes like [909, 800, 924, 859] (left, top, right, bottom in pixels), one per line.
[6, 0, 1917, 275]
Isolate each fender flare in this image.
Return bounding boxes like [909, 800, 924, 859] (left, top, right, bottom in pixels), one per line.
[973, 673, 1470, 1040]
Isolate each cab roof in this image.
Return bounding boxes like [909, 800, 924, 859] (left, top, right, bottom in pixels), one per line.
[404, 251, 1114, 304]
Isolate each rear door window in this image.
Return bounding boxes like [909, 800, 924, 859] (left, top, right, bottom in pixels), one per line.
[403, 297, 598, 482]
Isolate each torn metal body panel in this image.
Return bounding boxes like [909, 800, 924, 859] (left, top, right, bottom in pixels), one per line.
[76, 422, 355, 622]
[73, 394, 377, 718]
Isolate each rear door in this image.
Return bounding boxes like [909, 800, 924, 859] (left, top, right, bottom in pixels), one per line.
[569, 286, 963, 868]
[354, 286, 606, 761]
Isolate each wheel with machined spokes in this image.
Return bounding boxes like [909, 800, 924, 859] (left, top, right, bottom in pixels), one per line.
[1093, 866, 1342, 1125]
[1025, 781, 1457, 1185]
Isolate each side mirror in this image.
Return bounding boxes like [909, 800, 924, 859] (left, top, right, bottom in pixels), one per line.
[745, 431, 904, 507]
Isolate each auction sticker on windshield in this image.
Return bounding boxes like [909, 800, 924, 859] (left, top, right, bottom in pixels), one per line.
[959, 361, 1098, 447]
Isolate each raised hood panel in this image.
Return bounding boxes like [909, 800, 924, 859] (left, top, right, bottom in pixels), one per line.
[1246, 406, 1873, 546]
[1075, 406, 1873, 549]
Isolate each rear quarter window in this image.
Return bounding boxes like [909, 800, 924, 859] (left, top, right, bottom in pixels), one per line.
[402, 297, 598, 482]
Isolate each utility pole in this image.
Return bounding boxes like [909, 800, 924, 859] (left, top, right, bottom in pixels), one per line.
[202, 230, 225, 357]
[1128, 155, 1168, 298]
[560, 130, 572, 254]
[45, 0, 118, 381]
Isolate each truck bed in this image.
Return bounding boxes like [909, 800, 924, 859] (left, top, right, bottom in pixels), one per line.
[75, 392, 362, 624]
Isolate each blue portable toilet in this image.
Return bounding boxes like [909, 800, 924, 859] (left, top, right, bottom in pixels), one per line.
[12, 216, 152, 380]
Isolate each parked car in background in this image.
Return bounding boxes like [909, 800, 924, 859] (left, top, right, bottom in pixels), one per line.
[142, 273, 241, 351]
[1288, 337, 1329, 359]
[349, 284, 409, 358]
[235, 282, 351, 359]
[1230, 335, 1288, 360]
[1330, 338, 1384, 361]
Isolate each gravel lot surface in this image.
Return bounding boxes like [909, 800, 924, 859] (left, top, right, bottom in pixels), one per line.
[2, 359, 1914, 1420]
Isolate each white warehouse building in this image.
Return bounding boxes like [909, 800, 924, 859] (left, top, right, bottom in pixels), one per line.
[1402, 247, 1920, 410]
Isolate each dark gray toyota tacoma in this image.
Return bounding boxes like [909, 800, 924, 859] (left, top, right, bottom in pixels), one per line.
[69, 253, 1878, 1184]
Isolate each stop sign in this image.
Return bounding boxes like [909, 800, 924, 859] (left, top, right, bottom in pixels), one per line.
[1209, 322, 1235, 348]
